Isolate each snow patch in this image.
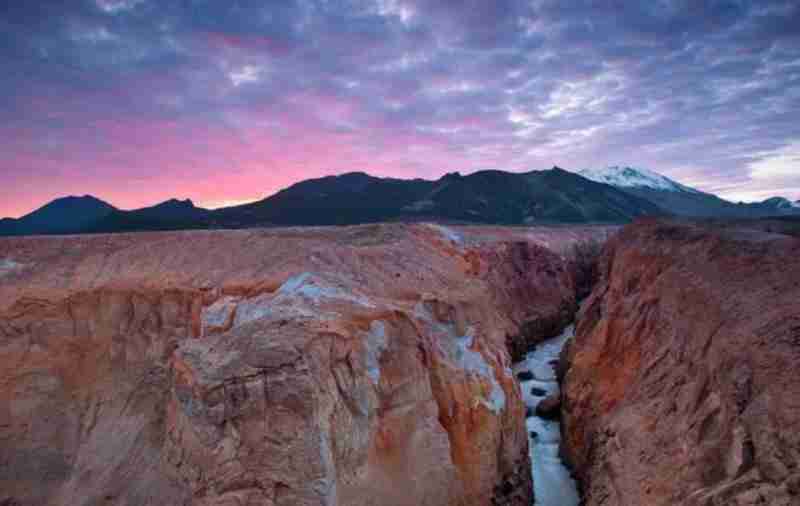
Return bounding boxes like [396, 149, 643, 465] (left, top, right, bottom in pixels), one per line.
[278, 272, 312, 295]
[426, 223, 463, 245]
[364, 320, 389, 385]
[414, 302, 507, 412]
[216, 273, 376, 329]
[232, 293, 282, 327]
[450, 330, 506, 414]
[277, 272, 374, 307]
[577, 166, 700, 194]
[410, 304, 508, 415]
[201, 296, 239, 334]
[403, 199, 435, 211]
[763, 197, 800, 210]
[0, 259, 23, 277]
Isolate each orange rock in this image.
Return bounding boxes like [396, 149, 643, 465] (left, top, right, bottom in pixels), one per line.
[0, 223, 609, 505]
[561, 220, 800, 506]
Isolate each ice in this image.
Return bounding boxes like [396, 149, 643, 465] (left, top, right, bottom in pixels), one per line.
[426, 223, 463, 245]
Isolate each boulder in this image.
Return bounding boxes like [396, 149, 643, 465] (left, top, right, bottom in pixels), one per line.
[535, 395, 561, 420]
[517, 371, 535, 381]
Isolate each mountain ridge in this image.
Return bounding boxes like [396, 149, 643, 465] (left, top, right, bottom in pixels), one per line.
[0, 195, 115, 236]
[574, 166, 800, 218]
[2, 166, 798, 236]
[577, 166, 701, 194]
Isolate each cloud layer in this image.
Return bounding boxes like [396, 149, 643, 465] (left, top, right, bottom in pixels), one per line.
[2, 0, 799, 216]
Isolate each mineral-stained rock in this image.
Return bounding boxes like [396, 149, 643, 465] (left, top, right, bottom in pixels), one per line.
[0, 223, 608, 506]
[535, 395, 560, 420]
[561, 220, 800, 506]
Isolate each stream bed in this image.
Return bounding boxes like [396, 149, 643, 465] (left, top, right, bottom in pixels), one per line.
[513, 324, 580, 506]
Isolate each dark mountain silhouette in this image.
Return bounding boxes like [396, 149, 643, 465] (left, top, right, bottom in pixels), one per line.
[87, 199, 211, 233]
[613, 187, 800, 218]
[0, 195, 114, 236]
[210, 172, 437, 226]
[2, 166, 796, 237]
[205, 168, 664, 228]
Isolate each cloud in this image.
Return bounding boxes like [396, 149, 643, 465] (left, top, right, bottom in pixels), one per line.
[1, 0, 799, 217]
[751, 141, 800, 180]
[228, 64, 265, 87]
[95, 0, 145, 14]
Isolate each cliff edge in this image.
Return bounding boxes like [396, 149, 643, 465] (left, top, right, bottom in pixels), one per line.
[0, 224, 606, 506]
[561, 220, 800, 505]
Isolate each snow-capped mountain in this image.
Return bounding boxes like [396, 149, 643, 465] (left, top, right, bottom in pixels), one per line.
[572, 166, 800, 218]
[577, 166, 700, 194]
[761, 197, 800, 210]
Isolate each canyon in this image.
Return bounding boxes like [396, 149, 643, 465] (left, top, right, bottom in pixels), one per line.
[0, 223, 605, 506]
[514, 325, 580, 506]
[2, 219, 799, 506]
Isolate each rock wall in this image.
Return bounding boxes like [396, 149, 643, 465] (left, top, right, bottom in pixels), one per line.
[561, 220, 800, 506]
[0, 223, 601, 506]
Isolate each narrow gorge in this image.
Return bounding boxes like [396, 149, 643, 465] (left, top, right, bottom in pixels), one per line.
[2, 219, 798, 506]
[513, 325, 580, 506]
[0, 223, 604, 506]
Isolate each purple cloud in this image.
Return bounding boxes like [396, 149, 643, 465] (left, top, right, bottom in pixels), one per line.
[1, 0, 799, 216]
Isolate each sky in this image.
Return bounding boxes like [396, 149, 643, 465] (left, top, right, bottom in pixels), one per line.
[2, 0, 799, 218]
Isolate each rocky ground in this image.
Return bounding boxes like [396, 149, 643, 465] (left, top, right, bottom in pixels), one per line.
[561, 219, 800, 506]
[0, 223, 609, 506]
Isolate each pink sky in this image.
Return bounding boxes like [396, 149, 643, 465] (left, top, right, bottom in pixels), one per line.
[3, 0, 799, 218]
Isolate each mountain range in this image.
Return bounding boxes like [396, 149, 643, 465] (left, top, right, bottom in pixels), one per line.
[1, 166, 798, 236]
[579, 166, 800, 219]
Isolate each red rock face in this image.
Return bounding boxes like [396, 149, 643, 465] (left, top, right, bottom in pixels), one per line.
[561, 220, 800, 506]
[0, 224, 607, 506]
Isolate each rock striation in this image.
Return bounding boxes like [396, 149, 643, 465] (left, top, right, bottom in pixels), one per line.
[561, 220, 800, 506]
[0, 223, 608, 506]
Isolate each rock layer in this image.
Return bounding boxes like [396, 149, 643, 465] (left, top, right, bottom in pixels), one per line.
[561, 220, 800, 506]
[0, 223, 607, 506]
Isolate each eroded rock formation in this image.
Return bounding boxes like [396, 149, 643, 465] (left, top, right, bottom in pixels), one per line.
[0, 223, 606, 506]
[561, 220, 800, 506]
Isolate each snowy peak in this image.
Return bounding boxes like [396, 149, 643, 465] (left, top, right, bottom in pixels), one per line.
[761, 197, 800, 210]
[577, 166, 700, 194]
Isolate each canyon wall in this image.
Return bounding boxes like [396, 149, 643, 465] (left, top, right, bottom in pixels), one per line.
[561, 220, 800, 505]
[0, 224, 605, 506]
